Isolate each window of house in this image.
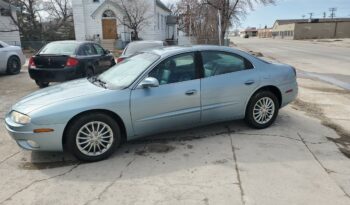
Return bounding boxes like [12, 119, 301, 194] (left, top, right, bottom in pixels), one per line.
[201, 51, 253, 77]
[149, 53, 196, 85]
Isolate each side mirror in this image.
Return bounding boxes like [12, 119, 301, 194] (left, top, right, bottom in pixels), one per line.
[104, 49, 111, 54]
[139, 77, 159, 88]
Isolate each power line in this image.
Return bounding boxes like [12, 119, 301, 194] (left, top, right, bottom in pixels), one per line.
[329, 7, 337, 19]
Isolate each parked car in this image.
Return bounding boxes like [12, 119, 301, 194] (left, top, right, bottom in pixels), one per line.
[5, 45, 298, 162]
[117, 40, 166, 63]
[0, 41, 26, 75]
[28, 41, 115, 88]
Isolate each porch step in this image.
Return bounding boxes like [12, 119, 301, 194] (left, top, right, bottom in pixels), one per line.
[101, 39, 116, 51]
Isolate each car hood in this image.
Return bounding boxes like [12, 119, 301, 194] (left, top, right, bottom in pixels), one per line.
[12, 79, 106, 114]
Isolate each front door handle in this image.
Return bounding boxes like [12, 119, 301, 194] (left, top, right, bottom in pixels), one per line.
[185, 89, 197, 95]
[245, 80, 255, 85]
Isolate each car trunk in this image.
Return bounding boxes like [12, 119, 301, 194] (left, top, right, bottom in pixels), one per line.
[33, 55, 69, 69]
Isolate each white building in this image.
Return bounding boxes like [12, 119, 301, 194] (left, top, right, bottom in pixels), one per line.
[0, 0, 21, 46]
[72, 0, 177, 50]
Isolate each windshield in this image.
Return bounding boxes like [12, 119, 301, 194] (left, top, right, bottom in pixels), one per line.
[124, 42, 163, 56]
[98, 53, 159, 89]
[39, 42, 78, 55]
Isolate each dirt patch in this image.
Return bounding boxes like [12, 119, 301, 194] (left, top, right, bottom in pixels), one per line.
[338, 148, 350, 159]
[187, 144, 193, 149]
[135, 143, 175, 156]
[18, 160, 78, 170]
[292, 99, 350, 156]
[213, 159, 228, 165]
[299, 85, 350, 95]
[248, 50, 264, 57]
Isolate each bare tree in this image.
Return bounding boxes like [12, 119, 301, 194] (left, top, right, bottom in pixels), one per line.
[0, 0, 74, 41]
[203, 0, 276, 41]
[176, 0, 275, 43]
[115, 0, 152, 40]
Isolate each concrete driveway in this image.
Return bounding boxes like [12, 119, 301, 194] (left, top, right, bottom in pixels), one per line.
[0, 67, 350, 204]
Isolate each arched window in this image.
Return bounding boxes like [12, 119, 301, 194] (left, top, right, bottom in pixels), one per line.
[102, 10, 116, 18]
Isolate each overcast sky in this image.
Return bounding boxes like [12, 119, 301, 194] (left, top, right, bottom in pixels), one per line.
[161, 0, 350, 29]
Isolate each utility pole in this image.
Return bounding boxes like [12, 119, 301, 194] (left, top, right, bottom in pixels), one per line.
[329, 8, 337, 19]
[308, 12, 314, 20]
[323, 12, 327, 19]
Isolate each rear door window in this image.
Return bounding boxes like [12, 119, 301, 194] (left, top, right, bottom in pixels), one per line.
[81, 44, 98, 56]
[93, 44, 105, 55]
[40, 43, 78, 55]
[201, 51, 253, 77]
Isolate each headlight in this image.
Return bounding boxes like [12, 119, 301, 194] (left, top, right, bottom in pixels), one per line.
[10, 111, 31, 125]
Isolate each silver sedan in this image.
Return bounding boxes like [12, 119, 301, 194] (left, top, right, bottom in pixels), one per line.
[0, 41, 26, 75]
[5, 45, 298, 162]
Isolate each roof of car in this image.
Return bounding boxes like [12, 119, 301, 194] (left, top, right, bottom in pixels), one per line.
[145, 45, 239, 57]
[47, 40, 95, 45]
[128, 40, 164, 45]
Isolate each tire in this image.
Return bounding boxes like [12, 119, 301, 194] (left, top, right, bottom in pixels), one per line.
[6, 56, 21, 75]
[85, 67, 94, 78]
[245, 90, 279, 129]
[66, 112, 121, 162]
[35, 80, 49, 88]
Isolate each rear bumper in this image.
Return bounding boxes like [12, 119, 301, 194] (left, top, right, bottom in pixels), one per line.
[29, 67, 84, 82]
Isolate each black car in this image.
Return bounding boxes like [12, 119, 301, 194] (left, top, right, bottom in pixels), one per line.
[28, 41, 115, 88]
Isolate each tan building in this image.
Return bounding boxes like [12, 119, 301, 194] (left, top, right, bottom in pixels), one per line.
[271, 18, 350, 40]
[240, 27, 258, 37]
[258, 28, 272, 38]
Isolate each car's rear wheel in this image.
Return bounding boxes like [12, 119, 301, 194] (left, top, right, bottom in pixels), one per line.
[66, 113, 121, 162]
[35, 80, 49, 88]
[85, 67, 94, 78]
[245, 91, 279, 129]
[6, 56, 21, 75]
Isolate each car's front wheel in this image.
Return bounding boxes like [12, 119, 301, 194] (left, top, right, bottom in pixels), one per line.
[245, 91, 279, 129]
[66, 113, 121, 162]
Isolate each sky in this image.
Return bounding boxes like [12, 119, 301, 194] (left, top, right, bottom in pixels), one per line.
[161, 0, 350, 29]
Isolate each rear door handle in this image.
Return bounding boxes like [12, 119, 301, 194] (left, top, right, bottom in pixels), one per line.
[245, 80, 255, 85]
[185, 89, 197, 95]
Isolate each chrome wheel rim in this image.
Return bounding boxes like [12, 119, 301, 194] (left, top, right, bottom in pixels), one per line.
[76, 121, 114, 157]
[253, 97, 275, 125]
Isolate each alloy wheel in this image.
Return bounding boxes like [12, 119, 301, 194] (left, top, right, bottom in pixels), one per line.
[76, 121, 114, 157]
[253, 97, 275, 124]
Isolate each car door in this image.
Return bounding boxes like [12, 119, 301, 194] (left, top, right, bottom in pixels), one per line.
[93, 43, 112, 71]
[130, 52, 201, 136]
[200, 51, 260, 123]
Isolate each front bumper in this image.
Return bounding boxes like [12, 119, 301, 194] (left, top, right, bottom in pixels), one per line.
[28, 66, 83, 82]
[5, 115, 65, 151]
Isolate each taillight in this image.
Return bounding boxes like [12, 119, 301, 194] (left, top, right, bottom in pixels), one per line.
[28, 57, 36, 69]
[66, 57, 79, 67]
[117, 57, 124, 63]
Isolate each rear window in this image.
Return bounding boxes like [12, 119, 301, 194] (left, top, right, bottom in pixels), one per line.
[39, 42, 78, 55]
[124, 42, 163, 56]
